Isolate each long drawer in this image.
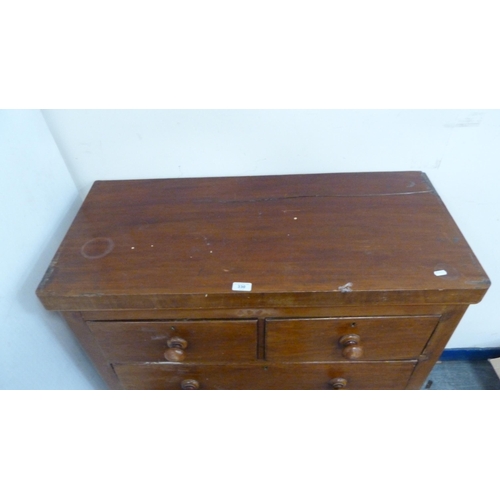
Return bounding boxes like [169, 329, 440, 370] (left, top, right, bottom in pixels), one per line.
[87, 320, 258, 362]
[113, 361, 417, 390]
[265, 316, 440, 362]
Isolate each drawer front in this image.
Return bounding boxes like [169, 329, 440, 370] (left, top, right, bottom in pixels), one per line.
[87, 320, 258, 363]
[114, 361, 416, 390]
[265, 316, 440, 362]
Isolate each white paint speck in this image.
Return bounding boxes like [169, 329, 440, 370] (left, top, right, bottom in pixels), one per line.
[338, 282, 353, 293]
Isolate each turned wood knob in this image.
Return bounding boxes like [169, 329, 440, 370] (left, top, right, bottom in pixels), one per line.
[164, 336, 188, 361]
[164, 348, 185, 362]
[167, 336, 188, 349]
[329, 377, 347, 390]
[181, 379, 199, 390]
[339, 333, 363, 359]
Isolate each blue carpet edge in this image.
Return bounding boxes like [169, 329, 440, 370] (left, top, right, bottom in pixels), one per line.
[440, 348, 500, 361]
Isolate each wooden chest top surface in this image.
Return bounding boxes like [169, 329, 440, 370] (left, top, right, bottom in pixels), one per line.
[36, 171, 490, 310]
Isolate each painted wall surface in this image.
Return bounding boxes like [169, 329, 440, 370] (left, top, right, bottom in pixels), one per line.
[0, 110, 106, 389]
[42, 109, 500, 349]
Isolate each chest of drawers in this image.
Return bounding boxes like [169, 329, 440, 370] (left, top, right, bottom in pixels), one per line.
[36, 172, 490, 389]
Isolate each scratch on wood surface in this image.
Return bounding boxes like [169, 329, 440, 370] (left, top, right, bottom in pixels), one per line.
[211, 192, 433, 204]
[38, 250, 63, 289]
[465, 278, 491, 287]
[39, 264, 57, 288]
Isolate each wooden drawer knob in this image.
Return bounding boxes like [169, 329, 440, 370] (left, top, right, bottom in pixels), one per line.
[164, 336, 188, 362]
[180, 379, 199, 390]
[164, 348, 185, 362]
[329, 378, 347, 390]
[339, 333, 363, 359]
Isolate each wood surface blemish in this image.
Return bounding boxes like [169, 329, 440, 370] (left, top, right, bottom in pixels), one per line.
[338, 282, 353, 293]
[81, 237, 114, 259]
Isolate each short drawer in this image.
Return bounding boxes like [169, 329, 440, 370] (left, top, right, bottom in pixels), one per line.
[265, 316, 440, 362]
[87, 320, 258, 363]
[113, 361, 416, 390]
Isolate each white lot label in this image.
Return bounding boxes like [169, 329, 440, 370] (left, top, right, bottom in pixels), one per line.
[232, 282, 252, 291]
[434, 269, 448, 276]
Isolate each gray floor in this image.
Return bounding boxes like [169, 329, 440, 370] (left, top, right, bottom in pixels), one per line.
[422, 360, 500, 390]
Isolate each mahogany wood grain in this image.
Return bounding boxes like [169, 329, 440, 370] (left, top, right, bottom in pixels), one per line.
[62, 312, 122, 389]
[265, 316, 440, 362]
[37, 172, 489, 311]
[81, 304, 449, 321]
[114, 361, 416, 390]
[405, 305, 469, 389]
[87, 320, 257, 363]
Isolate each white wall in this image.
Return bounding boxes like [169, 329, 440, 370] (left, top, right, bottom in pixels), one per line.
[0, 110, 106, 389]
[42, 109, 500, 349]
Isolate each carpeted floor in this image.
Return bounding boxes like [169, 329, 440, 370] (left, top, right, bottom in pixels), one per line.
[422, 360, 500, 390]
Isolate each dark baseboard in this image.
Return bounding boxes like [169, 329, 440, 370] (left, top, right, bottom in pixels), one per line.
[439, 348, 500, 361]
